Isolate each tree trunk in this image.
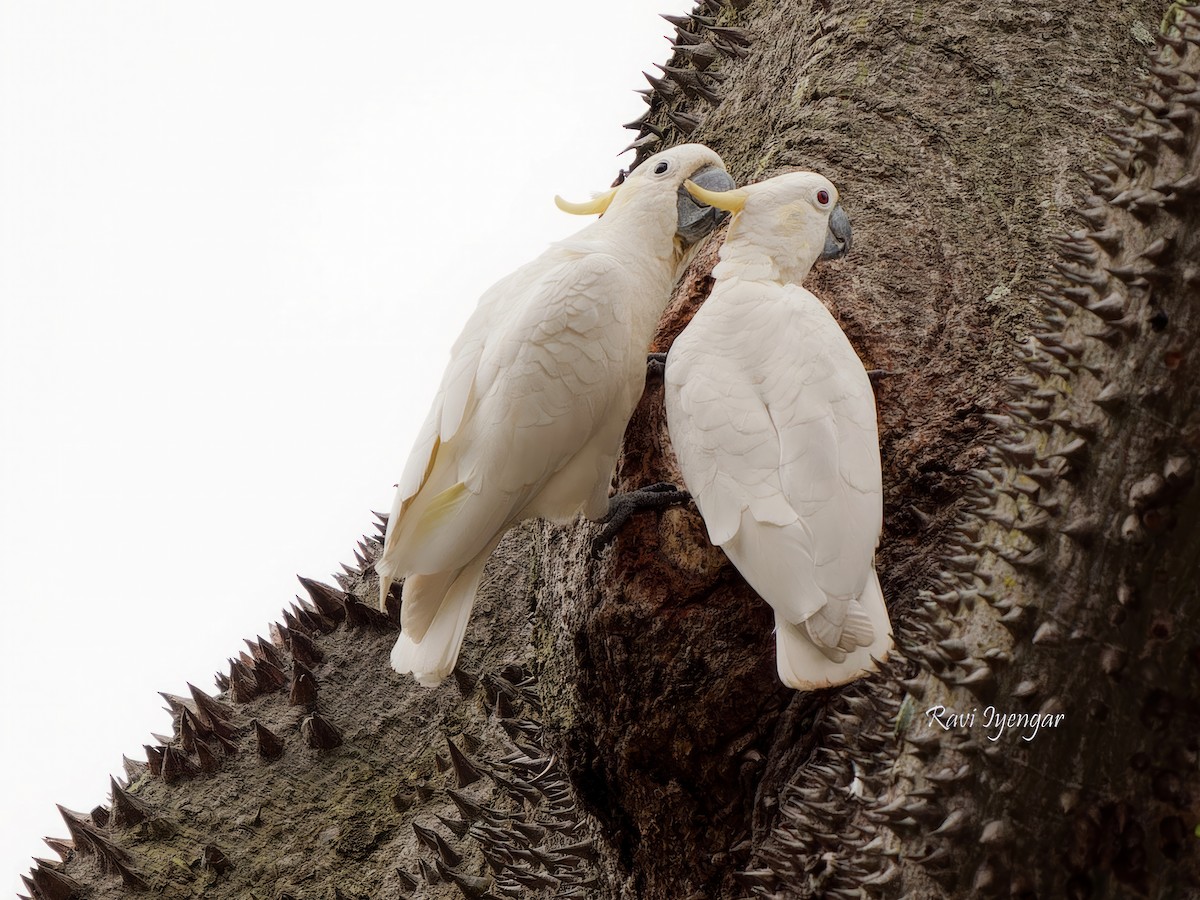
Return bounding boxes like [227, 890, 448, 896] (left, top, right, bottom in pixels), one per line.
[19, 2, 1200, 899]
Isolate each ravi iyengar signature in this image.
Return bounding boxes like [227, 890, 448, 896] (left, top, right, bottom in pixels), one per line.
[924, 705, 1065, 742]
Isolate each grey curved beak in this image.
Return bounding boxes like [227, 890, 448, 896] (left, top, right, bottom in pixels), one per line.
[820, 204, 852, 260]
[676, 165, 737, 245]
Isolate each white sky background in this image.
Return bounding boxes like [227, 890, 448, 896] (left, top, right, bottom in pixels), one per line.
[0, 1, 696, 888]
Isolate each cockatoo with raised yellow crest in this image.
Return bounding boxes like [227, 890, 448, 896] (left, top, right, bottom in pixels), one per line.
[664, 171, 892, 690]
[378, 144, 734, 685]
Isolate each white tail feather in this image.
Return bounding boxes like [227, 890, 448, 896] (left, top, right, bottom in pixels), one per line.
[838, 598, 876, 650]
[777, 569, 892, 690]
[397, 569, 460, 641]
[802, 595, 876, 658]
[389, 544, 495, 687]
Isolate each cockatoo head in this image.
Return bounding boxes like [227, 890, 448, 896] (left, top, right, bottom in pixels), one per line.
[555, 143, 735, 247]
[683, 171, 853, 283]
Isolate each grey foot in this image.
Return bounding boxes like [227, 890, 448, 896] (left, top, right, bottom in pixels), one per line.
[591, 482, 691, 555]
[867, 368, 901, 386]
[647, 352, 669, 379]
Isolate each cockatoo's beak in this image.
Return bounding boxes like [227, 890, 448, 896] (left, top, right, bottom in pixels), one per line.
[820, 205, 852, 260]
[676, 166, 738, 244]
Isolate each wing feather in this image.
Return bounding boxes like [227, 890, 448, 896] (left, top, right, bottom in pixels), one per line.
[666, 281, 883, 646]
[383, 251, 636, 579]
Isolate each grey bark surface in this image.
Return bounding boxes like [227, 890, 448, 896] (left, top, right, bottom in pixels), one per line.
[17, 2, 1200, 899]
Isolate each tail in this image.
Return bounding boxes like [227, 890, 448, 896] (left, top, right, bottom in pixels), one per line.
[775, 569, 893, 691]
[388, 543, 495, 687]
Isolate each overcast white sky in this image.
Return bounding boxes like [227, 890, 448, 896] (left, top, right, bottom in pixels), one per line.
[0, 1, 695, 889]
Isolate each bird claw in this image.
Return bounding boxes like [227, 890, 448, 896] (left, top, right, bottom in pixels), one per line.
[646, 352, 668, 378]
[866, 368, 902, 386]
[591, 482, 691, 556]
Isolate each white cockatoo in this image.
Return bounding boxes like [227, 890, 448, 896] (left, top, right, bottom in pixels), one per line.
[663, 171, 892, 690]
[379, 144, 735, 685]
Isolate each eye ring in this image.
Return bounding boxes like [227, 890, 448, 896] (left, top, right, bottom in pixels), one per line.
[654, 161, 670, 175]
[816, 189, 831, 206]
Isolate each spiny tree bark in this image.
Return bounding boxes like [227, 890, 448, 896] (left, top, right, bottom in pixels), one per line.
[17, 2, 1200, 899]
[542, 2, 1200, 898]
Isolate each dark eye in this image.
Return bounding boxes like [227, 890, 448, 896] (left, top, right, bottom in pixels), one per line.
[817, 189, 830, 205]
[654, 161, 670, 175]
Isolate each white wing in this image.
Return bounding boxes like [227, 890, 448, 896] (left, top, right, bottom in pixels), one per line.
[381, 250, 635, 582]
[666, 281, 882, 646]
[389, 264, 530, 510]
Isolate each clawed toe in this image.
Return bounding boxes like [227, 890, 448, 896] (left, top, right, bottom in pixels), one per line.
[590, 483, 692, 556]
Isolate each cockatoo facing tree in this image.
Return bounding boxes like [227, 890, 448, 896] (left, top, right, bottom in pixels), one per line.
[379, 144, 734, 686]
[664, 171, 893, 690]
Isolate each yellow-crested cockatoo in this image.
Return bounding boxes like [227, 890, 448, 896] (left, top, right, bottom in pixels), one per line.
[663, 171, 892, 690]
[379, 144, 734, 685]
